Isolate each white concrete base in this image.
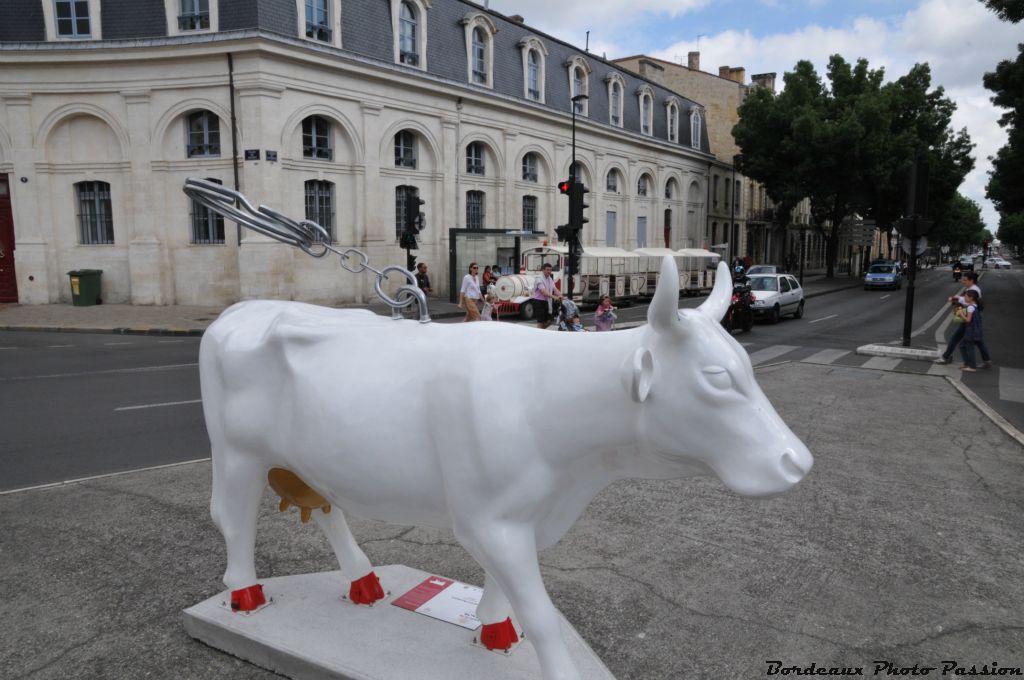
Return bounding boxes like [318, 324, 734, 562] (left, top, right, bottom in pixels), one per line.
[856, 343, 939, 360]
[183, 565, 617, 680]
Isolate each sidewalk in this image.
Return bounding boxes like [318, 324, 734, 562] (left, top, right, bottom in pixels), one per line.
[2, 362, 1022, 679]
[0, 273, 862, 336]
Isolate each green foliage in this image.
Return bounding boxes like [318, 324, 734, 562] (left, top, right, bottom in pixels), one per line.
[733, 55, 974, 276]
[998, 212, 1024, 248]
[931, 194, 986, 249]
[984, 46, 1024, 214]
[981, 0, 1024, 22]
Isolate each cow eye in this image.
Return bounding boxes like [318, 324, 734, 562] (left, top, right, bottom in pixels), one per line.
[702, 366, 733, 391]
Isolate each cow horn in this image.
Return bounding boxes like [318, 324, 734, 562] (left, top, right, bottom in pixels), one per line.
[647, 256, 681, 334]
[697, 261, 732, 321]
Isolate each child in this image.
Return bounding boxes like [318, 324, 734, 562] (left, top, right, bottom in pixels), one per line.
[956, 289, 987, 372]
[594, 295, 616, 332]
[480, 286, 497, 321]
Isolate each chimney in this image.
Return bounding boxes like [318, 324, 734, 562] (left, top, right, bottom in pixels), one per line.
[509, 14, 524, 23]
[718, 65, 731, 79]
[688, 51, 700, 71]
[729, 67, 746, 84]
[751, 72, 777, 93]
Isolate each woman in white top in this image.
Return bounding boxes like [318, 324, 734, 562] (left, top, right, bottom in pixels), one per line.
[458, 263, 482, 322]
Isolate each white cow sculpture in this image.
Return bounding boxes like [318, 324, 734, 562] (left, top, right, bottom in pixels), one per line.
[200, 257, 813, 680]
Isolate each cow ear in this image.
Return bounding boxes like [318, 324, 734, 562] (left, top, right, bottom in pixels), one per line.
[625, 348, 655, 402]
[647, 256, 681, 336]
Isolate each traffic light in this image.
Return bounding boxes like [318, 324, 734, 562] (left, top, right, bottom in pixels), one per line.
[399, 231, 418, 250]
[557, 179, 571, 195]
[404, 192, 425, 234]
[555, 223, 573, 243]
[569, 180, 589, 231]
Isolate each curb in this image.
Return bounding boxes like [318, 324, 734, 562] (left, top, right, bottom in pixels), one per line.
[855, 343, 940, 360]
[946, 375, 1024, 447]
[0, 325, 205, 337]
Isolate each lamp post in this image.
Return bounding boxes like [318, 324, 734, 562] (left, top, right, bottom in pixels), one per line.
[730, 154, 740, 264]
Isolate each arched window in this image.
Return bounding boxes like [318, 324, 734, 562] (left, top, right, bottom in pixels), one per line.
[527, 50, 540, 100]
[519, 37, 547, 103]
[472, 28, 486, 83]
[666, 99, 680, 143]
[191, 177, 225, 244]
[75, 181, 114, 244]
[566, 56, 591, 115]
[690, 106, 703, 149]
[302, 115, 332, 160]
[395, 130, 417, 168]
[665, 178, 677, 200]
[637, 174, 649, 197]
[186, 110, 220, 157]
[522, 153, 538, 182]
[637, 86, 654, 136]
[466, 142, 485, 175]
[606, 169, 619, 193]
[610, 82, 622, 126]
[305, 180, 335, 242]
[304, 0, 332, 42]
[462, 13, 496, 87]
[398, 1, 420, 66]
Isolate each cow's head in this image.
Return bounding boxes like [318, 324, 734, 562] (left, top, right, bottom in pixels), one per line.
[628, 256, 813, 497]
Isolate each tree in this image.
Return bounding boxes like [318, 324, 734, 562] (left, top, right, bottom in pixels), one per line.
[983, 46, 1024, 215]
[980, 0, 1024, 22]
[733, 56, 973, 276]
[930, 194, 986, 250]
[998, 211, 1024, 250]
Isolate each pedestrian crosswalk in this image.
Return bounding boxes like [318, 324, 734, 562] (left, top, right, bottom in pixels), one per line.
[742, 341, 1024, 407]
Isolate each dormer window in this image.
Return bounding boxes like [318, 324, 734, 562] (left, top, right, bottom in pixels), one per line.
[519, 37, 548, 103]
[305, 0, 332, 42]
[179, 0, 210, 31]
[461, 13, 497, 88]
[566, 56, 591, 116]
[606, 73, 625, 127]
[637, 86, 654, 136]
[54, 0, 92, 38]
[666, 98, 680, 143]
[393, 0, 429, 69]
[690, 106, 703, 149]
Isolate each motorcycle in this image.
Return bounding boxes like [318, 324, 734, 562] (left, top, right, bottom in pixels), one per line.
[952, 264, 962, 282]
[721, 278, 755, 333]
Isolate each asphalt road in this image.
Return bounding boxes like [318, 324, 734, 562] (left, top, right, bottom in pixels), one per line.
[1, 264, 1018, 493]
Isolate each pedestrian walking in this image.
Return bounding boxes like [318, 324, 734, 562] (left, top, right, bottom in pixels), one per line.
[957, 290, 988, 372]
[458, 262, 482, 322]
[594, 295, 617, 332]
[414, 262, 432, 295]
[532, 263, 562, 330]
[934, 271, 991, 367]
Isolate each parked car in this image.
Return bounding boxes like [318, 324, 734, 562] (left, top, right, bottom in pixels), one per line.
[985, 257, 1011, 269]
[863, 263, 902, 290]
[747, 273, 805, 323]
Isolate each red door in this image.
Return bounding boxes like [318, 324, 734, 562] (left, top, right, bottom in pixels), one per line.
[0, 176, 17, 302]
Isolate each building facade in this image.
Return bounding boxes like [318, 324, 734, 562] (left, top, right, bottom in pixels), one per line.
[0, 0, 715, 306]
[613, 53, 826, 271]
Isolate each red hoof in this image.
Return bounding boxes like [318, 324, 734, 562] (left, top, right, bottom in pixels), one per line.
[349, 571, 385, 605]
[230, 584, 266, 612]
[480, 617, 519, 651]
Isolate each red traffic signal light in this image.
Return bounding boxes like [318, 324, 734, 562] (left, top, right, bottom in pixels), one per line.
[557, 180, 571, 195]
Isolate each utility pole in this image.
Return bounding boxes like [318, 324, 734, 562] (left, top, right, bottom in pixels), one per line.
[899, 151, 933, 347]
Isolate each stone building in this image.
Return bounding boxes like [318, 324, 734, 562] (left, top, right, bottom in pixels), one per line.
[0, 0, 716, 306]
[614, 52, 824, 271]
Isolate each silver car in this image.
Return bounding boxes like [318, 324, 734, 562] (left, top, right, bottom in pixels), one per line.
[748, 273, 805, 323]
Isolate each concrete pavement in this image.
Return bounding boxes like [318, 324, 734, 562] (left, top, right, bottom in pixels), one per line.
[2, 362, 1022, 679]
[0, 272, 863, 336]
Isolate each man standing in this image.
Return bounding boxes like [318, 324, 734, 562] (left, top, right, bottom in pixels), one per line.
[458, 262, 482, 322]
[414, 262, 432, 295]
[935, 271, 992, 367]
[532, 262, 562, 330]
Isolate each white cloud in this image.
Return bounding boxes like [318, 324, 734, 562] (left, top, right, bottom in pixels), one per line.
[646, 0, 1018, 228]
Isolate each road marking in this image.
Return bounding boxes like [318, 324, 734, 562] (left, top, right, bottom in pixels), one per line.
[103, 341, 133, 346]
[802, 349, 850, 365]
[0, 362, 198, 382]
[747, 345, 799, 365]
[47, 344, 74, 348]
[0, 457, 212, 496]
[999, 367, 1024, 404]
[0, 347, 16, 350]
[862, 357, 901, 371]
[880, 295, 891, 300]
[115, 398, 202, 412]
[158, 339, 185, 344]
[808, 315, 838, 324]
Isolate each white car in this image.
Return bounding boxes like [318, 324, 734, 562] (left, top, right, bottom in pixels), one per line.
[747, 273, 805, 323]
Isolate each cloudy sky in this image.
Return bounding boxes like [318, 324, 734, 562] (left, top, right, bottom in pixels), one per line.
[488, 0, 1019, 230]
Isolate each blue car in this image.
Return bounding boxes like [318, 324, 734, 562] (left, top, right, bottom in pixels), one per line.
[863, 263, 902, 290]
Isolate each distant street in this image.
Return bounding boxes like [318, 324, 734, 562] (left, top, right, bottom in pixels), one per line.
[2, 264, 1020, 493]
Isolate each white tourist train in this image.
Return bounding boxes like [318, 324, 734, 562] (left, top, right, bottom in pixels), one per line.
[492, 245, 722, 320]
